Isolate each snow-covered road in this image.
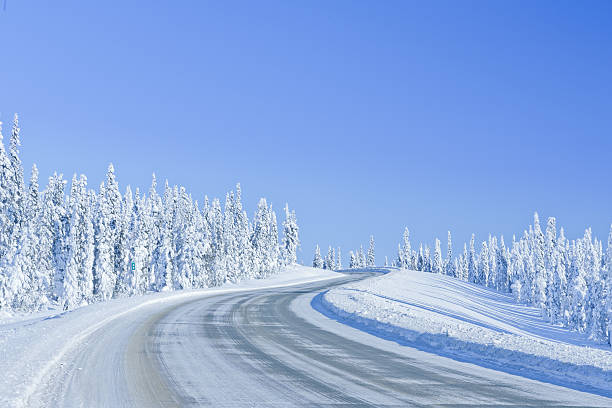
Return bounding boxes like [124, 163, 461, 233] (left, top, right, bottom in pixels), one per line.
[26, 272, 612, 407]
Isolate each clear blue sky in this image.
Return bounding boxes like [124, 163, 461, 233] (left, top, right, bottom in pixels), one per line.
[1, 1, 611, 264]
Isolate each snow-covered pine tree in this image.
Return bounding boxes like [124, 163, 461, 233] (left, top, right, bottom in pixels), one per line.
[113, 186, 134, 297]
[495, 236, 509, 292]
[62, 175, 95, 309]
[445, 231, 455, 277]
[402, 228, 411, 269]
[324, 246, 335, 270]
[488, 235, 497, 288]
[417, 244, 424, 271]
[478, 241, 489, 286]
[8, 114, 25, 247]
[282, 204, 299, 265]
[359, 245, 367, 268]
[336, 247, 342, 270]
[268, 209, 280, 275]
[433, 238, 443, 274]
[395, 244, 403, 268]
[0, 121, 12, 268]
[313, 245, 324, 269]
[533, 213, 548, 314]
[459, 243, 469, 280]
[349, 250, 357, 269]
[367, 235, 375, 267]
[93, 181, 115, 301]
[209, 197, 225, 287]
[468, 234, 477, 283]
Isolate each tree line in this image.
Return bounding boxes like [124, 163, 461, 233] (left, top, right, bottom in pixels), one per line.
[394, 216, 612, 345]
[0, 115, 300, 313]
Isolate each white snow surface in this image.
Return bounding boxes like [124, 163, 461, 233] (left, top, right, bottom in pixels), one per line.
[0, 265, 343, 407]
[321, 268, 612, 396]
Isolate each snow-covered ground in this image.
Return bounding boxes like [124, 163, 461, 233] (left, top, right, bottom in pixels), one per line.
[318, 268, 612, 397]
[0, 265, 343, 407]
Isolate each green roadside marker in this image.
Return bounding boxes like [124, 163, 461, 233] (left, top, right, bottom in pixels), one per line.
[131, 262, 135, 271]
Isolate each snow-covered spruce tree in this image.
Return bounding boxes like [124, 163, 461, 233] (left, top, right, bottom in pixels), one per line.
[349, 250, 358, 269]
[50, 174, 70, 303]
[432, 238, 443, 274]
[467, 234, 477, 283]
[488, 235, 497, 288]
[423, 245, 431, 272]
[0, 121, 13, 266]
[0, 117, 27, 311]
[402, 228, 411, 269]
[8, 165, 45, 311]
[510, 237, 523, 302]
[313, 245, 324, 269]
[209, 197, 225, 287]
[282, 204, 299, 265]
[395, 244, 403, 268]
[93, 181, 115, 301]
[477, 241, 489, 286]
[532, 213, 548, 314]
[359, 245, 367, 268]
[324, 246, 335, 270]
[251, 198, 280, 278]
[336, 247, 342, 270]
[458, 243, 469, 281]
[417, 244, 424, 271]
[62, 175, 95, 309]
[367, 235, 375, 267]
[445, 231, 455, 277]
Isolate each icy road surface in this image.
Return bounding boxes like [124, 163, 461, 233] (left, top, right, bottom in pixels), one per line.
[30, 273, 611, 407]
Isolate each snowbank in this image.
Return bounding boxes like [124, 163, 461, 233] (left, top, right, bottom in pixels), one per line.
[0, 265, 342, 407]
[318, 269, 612, 397]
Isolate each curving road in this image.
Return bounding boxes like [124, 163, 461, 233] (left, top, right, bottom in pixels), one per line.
[32, 273, 612, 407]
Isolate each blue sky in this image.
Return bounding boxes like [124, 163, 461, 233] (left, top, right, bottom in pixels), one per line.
[1, 1, 611, 264]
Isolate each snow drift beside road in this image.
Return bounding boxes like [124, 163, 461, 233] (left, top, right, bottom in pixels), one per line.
[319, 268, 612, 396]
[0, 265, 342, 407]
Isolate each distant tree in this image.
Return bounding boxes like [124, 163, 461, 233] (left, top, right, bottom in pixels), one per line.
[324, 246, 335, 270]
[367, 235, 375, 267]
[468, 234, 477, 283]
[282, 204, 300, 265]
[432, 238, 443, 274]
[445, 231, 455, 277]
[313, 244, 324, 269]
[349, 250, 358, 269]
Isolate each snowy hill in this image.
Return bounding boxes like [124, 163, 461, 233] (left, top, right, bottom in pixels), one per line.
[318, 268, 612, 396]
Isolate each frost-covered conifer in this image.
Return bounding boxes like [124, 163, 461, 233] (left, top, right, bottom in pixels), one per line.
[445, 231, 454, 276]
[468, 234, 477, 283]
[432, 238, 443, 274]
[324, 246, 335, 270]
[478, 241, 489, 285]
[313, 245, 324, 269]
[359, 245, 367, 268]
[349, 250, 358, 269]
[282, 204, 299, 265]
[367, 236, 375, 267]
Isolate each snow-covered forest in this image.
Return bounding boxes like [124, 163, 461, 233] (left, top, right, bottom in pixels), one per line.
[0, 115, 300, 313]
[313, 235, 377, 270]
[393, 217, 612, 345]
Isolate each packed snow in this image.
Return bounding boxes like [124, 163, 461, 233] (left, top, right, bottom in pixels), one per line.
[0, 265, 343, 407]
[319, 268, 612, 396]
